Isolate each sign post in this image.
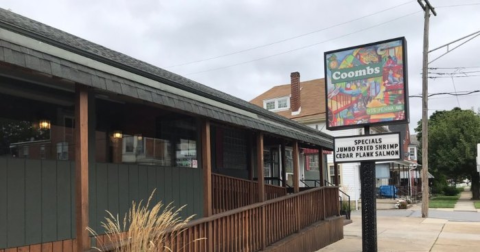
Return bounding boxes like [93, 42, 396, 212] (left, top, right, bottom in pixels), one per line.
[360, 126, 377, 252]
[325, 38, 408, 252]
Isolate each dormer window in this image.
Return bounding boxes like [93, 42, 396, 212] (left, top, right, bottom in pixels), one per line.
[263, 97, 290, 111]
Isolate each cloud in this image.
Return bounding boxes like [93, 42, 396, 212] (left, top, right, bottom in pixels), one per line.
[2, 0, 479, 133]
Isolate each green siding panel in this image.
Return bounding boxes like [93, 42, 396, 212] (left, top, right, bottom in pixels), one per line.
[7, 158, 25, 247]
[71, 162, 76, 238]
[118, 164, 129, 218]
[56, 161, 72, 240]
[163, 166, 173, 206]
[147, 166, 157, 202]
[171, 168, 180, 209]
[88, 163, 96, 237]
[185, 168, 195, 218]
[155, 166, 165, 205]
[95, 163, 108, 234]
[41, 160, 57, 242]
[128, 165, 139, 206]
[107, 164, 119, 216]
[193, 168, 204, 219]
[25, 159, 42, 245]
[0, 158, 7, 248]
[138, 166, 149, 204]
[179, 168, 188, 219]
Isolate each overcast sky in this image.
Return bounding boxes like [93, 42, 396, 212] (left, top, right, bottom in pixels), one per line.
[3, 0, 480, 133]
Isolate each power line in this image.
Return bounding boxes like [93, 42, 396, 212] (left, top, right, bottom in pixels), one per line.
[429, 74, 480, 79]
[436, 3, 480, 8]
[429, 66, 480, 69]
[163, 1, 415, 68]
[451, 77, 461, 107]
[409, 90, 480, 98]
[185, 11, 422, 76]
[428, 70, 480, 75]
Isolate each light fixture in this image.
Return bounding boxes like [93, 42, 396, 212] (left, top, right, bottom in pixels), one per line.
[113, 130, 123, 139]
[136, 134, 143, 141]
[39, 119, 51, 130]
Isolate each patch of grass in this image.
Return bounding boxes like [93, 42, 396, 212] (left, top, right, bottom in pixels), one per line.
[429, 195, 459, 208]
[474, 201, 480, 209]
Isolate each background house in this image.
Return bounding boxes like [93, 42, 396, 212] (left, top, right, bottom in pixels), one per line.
[250, 72, 389, 207]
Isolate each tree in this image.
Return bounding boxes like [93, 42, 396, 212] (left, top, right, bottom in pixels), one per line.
[415, 108, 480, 199]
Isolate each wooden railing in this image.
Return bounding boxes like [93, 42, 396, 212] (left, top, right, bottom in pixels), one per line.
[212, 173, 287, 214]
[95, 186, 339, 252]
[173, 186, 338, 252]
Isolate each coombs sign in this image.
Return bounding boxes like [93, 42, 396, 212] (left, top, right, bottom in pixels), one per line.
[324, 37, 409, 130]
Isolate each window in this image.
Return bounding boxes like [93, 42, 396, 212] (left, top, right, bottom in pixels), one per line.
[329, 165, 340, 185]
[277, 98, 288, 109]
[57, 142, 68, 160]
[409, 147, 416, 160]
[305, 154, 319, 170]
[265, 101, 275, 110]
[263, 97, 290, 111]
[22, 146, 29, 158]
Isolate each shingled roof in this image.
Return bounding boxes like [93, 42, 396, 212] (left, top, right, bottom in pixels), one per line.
[0, 8, 333, 148]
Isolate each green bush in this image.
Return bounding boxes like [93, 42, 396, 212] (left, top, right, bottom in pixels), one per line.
[432, 183, 445, 194]
[443, 186, 460, 196]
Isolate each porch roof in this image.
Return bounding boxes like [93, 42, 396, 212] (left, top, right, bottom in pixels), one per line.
[0, 8, 333, 149]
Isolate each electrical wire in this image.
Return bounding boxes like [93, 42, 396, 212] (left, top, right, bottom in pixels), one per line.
[163, 1, 415, 68]
[409, 90, 480, 98]
[451, 77, 461, 107]
[184, 11, 422, 76]
[436, 3, 480, 8]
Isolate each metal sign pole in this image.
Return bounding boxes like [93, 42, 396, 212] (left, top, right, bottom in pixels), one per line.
[360, 125, 377, 252]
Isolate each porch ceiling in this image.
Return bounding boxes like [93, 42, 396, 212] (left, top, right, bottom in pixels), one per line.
[0, 8, 333, 149]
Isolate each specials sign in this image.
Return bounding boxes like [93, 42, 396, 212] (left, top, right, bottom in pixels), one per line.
[334, 133, 401, 163]
[324, 37, 409, 130]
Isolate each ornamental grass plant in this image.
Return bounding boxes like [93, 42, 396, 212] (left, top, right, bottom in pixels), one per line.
[88, 190, 202, 252]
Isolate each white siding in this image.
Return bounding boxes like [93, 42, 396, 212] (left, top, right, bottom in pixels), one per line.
[341, 163, 360, 201]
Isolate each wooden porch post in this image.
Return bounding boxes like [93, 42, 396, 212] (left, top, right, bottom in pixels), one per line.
[75, 85, 89, 252]
[318, 148, 324, 187]
[292, 141, 300, 193]
[256, 133, 266, 250]
[202, 120, 212, 217]
[281, 141, 287, 188]
[201, 120, 213, 252]
[257, 133, 265, 202]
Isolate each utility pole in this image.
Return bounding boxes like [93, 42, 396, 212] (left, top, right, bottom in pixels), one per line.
[418, 0, 436, 218]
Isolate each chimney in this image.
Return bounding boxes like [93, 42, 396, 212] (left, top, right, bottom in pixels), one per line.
[290, 72, 301, 112]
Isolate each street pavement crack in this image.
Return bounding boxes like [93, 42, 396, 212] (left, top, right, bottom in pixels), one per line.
[429, 222, 446, 252]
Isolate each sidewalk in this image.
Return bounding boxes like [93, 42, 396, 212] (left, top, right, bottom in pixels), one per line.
[453, 187, 477, 212]
[317, 215, 480, 251]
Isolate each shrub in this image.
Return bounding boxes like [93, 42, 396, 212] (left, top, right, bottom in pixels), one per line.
[88, 190, 202, 252]
[443, 186, 460, 196]
[432, 183, 445, 195]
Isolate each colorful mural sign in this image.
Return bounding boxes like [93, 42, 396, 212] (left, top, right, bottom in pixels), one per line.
[324, 37, 409, 130]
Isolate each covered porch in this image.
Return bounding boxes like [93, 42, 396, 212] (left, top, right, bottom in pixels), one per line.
[0, 8, 342, 252]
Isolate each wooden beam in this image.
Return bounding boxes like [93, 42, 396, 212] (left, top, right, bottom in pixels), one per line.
[256, 133, 265, 202]
[292, 141, 300, 193]
[281, 141, 287, 188]
[75, 84, 89, 252]
[202, 119, 212, 217]
[318, 147, 324, 187]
